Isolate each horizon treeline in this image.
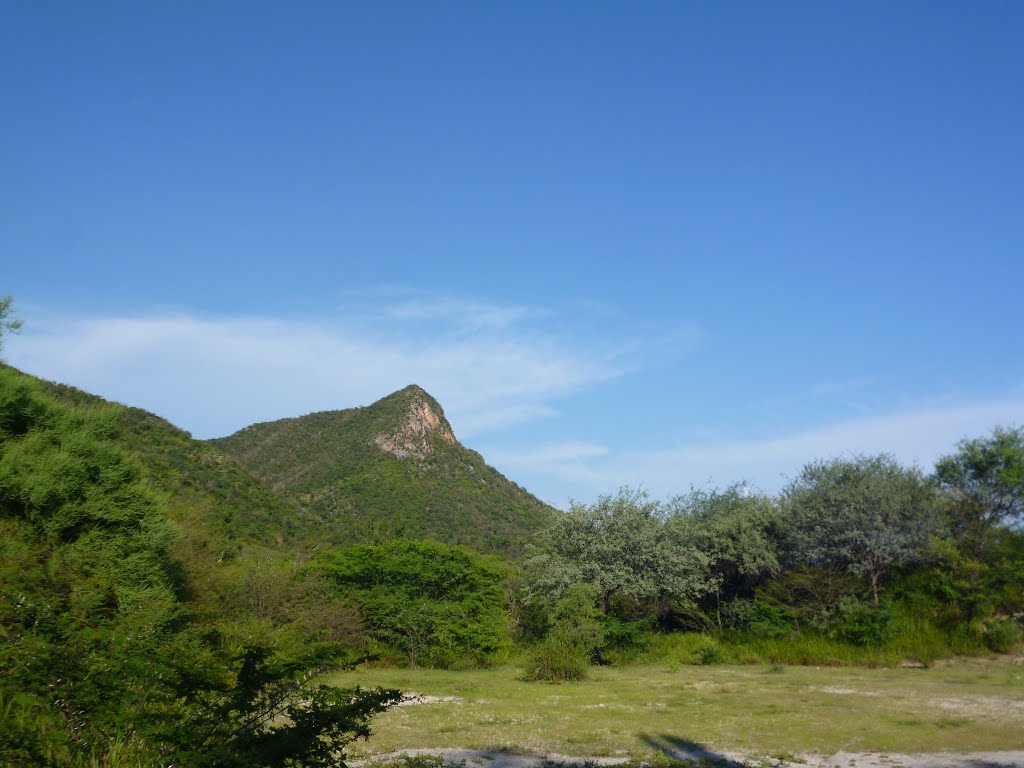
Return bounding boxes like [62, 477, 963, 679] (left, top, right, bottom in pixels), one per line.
[1, 338, 1022, 764]
[509, 430, 1023, 678]
[309, 427, 1023, 680]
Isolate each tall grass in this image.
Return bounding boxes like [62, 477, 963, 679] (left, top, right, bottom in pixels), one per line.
[365, 615, 1017, 672]
[618, 616, 1007, 669]
[632, 631, 893, 668]
[0, 691, 148, 768]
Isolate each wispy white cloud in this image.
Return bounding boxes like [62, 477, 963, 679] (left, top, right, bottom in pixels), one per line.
[455, 403, 559, 435]
[492, 397, 1024, 504]
[379, 298, 546, 332]
[333, 288, 547, 333]
[489, 441, 611, 489]
[622, 398, 1024, 495]
[5, 297, 621, 440]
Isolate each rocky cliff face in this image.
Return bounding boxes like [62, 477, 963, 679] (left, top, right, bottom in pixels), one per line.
[371, 395, 456, 459]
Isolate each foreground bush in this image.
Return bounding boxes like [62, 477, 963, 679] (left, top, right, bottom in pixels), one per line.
[0, 367, 399, 766]
[524, 584, 604, 681]
[316, 539, 510, 667]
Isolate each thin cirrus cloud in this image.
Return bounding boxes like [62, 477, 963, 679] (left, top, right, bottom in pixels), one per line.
[494, 396, 1024, 506]
[378, 298, 547, 332]
[488, 441, 612, 487]
[5, 298, 621, 440]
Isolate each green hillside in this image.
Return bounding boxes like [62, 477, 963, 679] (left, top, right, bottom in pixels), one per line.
[31, 371, 325, 612]
[40, 373, 306, 548]
[0, 363, 397, 767]
[212, 385, 555, 556]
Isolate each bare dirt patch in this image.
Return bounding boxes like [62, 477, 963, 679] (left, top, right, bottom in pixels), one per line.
[396, 694, 463, 707]
[356, 748, 1024, 768]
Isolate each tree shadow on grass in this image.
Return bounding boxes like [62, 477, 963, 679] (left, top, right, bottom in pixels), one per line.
[640, 734, 744, 767]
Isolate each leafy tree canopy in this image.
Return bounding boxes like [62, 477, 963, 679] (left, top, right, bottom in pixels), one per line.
[666, 484, 782, 627]
[935, 426, 1024, 548]
[783, 454, 941, 605]
[526, 488, 710, 614]
[668, 484, 781, 584]
[0, 296, 21, 355]
[0, 365, 398, 766]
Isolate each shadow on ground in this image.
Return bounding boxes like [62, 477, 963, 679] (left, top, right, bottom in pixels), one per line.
[640, 734, 744, 767]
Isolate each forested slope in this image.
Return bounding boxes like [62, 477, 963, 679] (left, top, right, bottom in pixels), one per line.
[212, 385, 555, 556]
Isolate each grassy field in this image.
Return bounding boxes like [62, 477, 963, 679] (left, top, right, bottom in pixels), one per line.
[328, 656, 1024, 761]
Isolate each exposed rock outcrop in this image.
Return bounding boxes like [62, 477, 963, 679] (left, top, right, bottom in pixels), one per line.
[371, 395, 456, 459]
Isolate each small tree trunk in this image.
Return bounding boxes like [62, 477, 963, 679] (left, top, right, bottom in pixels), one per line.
[602, 584, 619, 613]
[715, 586, 722, 630]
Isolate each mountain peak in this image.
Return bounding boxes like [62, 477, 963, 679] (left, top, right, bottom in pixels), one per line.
[370, 385, 456, 459]
[211, 382, 555, 556]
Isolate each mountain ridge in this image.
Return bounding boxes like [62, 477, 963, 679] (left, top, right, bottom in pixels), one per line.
[211, 384, 555, 556]
[5, 363, 554, 560]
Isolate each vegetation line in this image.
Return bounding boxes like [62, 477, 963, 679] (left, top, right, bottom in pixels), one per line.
[1, 301, 1021, 766]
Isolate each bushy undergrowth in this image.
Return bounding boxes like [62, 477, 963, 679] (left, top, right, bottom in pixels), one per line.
[523, 584, 605, 682]
[358, 600, 1022, 673]
[354, 572, 1022, 675]
[982, 617, 1023, 652]
[630, 611, 1020, 669]
[0, 366, 400, 767]
[316, 539, 511, 668]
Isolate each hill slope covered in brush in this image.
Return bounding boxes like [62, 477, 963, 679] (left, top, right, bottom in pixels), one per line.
[0, 362, 396, 767]
[212, 385, 555, 556]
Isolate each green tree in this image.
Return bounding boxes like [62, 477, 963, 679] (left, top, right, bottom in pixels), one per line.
[526, 488, 709, 615]
[934, 426, 1024, 551]
[666, 484, 781, 628]
[0, 296, 21, 354]
[919, 427, 1024, 632]
[783, 454, 941, 605]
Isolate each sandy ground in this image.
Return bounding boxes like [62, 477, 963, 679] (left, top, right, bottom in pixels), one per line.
[354, 747, 1024, 768]
[796, 753, 1024, 768]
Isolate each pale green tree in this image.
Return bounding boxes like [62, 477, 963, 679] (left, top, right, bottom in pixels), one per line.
[783, 454, 941, 605]
[666, 484, 781, 628]
[526, 487, 709, 614]
[934, 426, 1024, 550]
[0, 296, 21, 355]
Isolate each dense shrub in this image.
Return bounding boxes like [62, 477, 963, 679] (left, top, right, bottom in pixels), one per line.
[316, 539, 510, 667]
[720, 598, 792, 638]
[0, 366, 398, 766]
[600, 615, 654, 657]
[693, 638, 725, 665]
[524, 584, 604, 681]
[525, 633, 591, 682]
[982, 617, 1023, 653]
[832, 597, 894, 646]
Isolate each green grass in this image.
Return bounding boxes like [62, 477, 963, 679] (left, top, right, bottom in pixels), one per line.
[329, 656, 1024, 760]
[622, 624, 958, 669]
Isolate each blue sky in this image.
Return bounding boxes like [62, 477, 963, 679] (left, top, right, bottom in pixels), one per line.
[3, 2, 1023, 507]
